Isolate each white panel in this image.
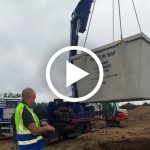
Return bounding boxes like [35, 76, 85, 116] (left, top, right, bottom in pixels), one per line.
[3, 108, 14, 119]
[140, 39, 150, 98]
[72, 33, 150, 102]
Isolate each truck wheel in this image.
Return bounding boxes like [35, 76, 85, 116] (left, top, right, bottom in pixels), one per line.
[45, 131, 60, 143]
[119, 121, 126, 128]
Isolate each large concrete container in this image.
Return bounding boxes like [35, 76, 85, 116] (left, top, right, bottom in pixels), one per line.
[71, 33, 150, 102]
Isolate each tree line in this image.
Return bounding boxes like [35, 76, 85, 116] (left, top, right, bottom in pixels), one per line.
[0, 92, 21, 98]
[120, 102, 150, 110]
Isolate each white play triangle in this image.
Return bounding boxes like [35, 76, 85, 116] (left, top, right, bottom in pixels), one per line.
[66, 61, 89, 87]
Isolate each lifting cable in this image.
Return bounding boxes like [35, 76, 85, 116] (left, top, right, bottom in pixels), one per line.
[118, 0, 123, 40]
[131, 0, 142, 33]
[83, 0, 97, 47]
[112, 0, 115, 42]
[115, 0, 142, 40]
[84, 0, 142, 46]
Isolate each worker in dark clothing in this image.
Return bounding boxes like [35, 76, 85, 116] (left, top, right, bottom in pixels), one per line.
[11, 114, 17, 150]
[14, 87, 55, 150]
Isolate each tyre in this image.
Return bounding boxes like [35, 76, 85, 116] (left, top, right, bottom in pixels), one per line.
[119, 121, 126, 128]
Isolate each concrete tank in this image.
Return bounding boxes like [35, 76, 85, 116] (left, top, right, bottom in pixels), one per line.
[71, 33, 150, 102]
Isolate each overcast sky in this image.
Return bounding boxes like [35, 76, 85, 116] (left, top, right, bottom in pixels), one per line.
[0, 0, 150, 103]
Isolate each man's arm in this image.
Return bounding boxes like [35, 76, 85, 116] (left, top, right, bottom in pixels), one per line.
[22, 107, 55, 136]
[28, 123, 55, 136]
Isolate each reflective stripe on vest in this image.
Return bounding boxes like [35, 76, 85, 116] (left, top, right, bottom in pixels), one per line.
[15, 102, 45, 149]
[17, 130, 31, 135]
[18, 136, 43, 145]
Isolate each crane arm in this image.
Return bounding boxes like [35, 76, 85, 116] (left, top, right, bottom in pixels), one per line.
[69, 0, 93, 98]
[70, 0, 93, 56]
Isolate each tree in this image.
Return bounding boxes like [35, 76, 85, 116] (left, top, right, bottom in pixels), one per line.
[8, 92, 13, 98]
[120, 103, 138, 110]
[2, 92, 21, 98]
[14, 93, 22, 98]
[33, 102, 48, 119]
[3, 93, 8, 97]
[142, 102, 150, 106]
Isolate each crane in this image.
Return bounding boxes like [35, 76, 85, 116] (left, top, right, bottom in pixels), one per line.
[69, 0, 128, 127]
[45, 0, 128, 142]
[70, 0, 93, 98]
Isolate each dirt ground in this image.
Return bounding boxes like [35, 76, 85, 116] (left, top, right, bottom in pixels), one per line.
[1, 106, 150, 150]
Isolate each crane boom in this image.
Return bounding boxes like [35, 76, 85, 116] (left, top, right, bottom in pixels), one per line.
[70, 0, 93, 98]
[70, 0, 93, 55]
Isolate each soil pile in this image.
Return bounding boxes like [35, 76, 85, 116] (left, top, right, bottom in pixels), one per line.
[128, 106, 150, 127]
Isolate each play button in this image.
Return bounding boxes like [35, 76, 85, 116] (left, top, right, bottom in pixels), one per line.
[66, 61, 89, 87]
[46, 46, 103, 102]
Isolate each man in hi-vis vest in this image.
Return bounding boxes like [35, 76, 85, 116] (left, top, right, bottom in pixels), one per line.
[15, 88, 55, 150]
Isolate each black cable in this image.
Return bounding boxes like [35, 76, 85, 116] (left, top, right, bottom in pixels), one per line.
[118, 0, 123, 39]
[131, 0, 142, 33]
[84, 0, 97, 47]
[112, 0, 115, 42]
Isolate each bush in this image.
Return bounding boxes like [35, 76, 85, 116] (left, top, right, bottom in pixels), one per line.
[120, 103, 137, 110]
[33, 102, 48, 119]
[142, 102, 150, 106]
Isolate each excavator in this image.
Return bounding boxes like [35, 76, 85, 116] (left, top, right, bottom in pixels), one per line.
[44, 0, 128, 142]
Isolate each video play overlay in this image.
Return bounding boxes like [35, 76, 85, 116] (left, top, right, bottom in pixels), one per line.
[46, 46, 104, 102]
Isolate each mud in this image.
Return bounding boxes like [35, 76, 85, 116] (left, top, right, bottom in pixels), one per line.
[82, 138, 150, 150]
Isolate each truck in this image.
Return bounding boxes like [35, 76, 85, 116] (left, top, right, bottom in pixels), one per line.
[44, 99, 128, 142]
[0, 97, 21, 136]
